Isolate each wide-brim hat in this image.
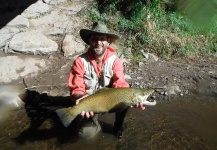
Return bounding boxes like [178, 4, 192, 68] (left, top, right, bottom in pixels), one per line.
[80, 22, 119, 45]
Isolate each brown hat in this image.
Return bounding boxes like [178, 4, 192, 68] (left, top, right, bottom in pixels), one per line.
[80, 22, 119, 45]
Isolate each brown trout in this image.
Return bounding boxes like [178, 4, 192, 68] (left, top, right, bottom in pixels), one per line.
[56, 88, 156, 127]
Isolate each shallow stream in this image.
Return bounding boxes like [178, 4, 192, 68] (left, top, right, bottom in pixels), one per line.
[0, 92, 216, 150]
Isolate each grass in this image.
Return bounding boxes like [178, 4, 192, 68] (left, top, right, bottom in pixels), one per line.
[85, 0, 217, 62]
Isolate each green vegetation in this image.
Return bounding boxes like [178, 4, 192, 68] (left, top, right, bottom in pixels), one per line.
[86, 0, 217, 61]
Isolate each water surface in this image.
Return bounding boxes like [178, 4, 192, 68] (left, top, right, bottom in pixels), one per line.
[0, 93, 216, 150]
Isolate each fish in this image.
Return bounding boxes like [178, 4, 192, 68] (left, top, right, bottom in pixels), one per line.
[56, 88, 156, 127]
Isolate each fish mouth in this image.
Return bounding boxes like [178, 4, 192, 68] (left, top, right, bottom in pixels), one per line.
[145, 94, 157, 106]
[148, 94, 156, 102]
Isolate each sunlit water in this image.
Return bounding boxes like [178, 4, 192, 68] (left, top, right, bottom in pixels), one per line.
[0, 93, 217, 150]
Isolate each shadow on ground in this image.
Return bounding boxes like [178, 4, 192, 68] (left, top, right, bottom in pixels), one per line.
[0, 0, 37, 29]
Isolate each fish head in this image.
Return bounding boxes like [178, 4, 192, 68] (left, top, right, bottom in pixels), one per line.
[133, 88, 156, 106]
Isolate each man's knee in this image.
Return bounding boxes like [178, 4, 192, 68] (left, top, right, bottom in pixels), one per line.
[76, 116, 101, 139]
[78, 122, 101, 139]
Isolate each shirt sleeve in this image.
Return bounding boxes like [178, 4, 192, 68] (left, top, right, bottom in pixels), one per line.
[112, 57, 130, 88]
[68, 57, 86, 97]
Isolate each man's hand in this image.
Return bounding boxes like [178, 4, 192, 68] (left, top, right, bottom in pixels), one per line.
[74, 94, 94, 118]
[131, 102, 145, 110]
[80, 111, 94, 118]
[75, 94, 89, 105]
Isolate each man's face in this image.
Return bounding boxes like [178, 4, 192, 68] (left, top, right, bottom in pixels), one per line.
[89, 34, 111, 56]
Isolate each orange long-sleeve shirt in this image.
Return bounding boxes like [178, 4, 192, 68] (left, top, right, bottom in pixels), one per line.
[68, 46, 129, 97]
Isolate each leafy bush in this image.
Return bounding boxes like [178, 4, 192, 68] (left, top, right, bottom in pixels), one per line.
[87, 0, 217, 62]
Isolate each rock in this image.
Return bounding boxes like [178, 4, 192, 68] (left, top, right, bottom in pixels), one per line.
[138, 62, 145, 67]
[43, 0, 67, 5]
[135, 82, 140, 86]
[30, 10, 82, 36]
[141, 50, 159, 62]
[62, 35, 85, 57]
[119, 54, 129, 64]
[59, 2, 86, 14]
[21, 1, 51, 19]
[137, 76, 144, 80]
[124, 74, 132, 80]
[166, 85, 181, 95]
[164, 91, 169, 96]
[0, 56, 50, 83]
[141, 51, 149, 59]
[209, 71, 214, 74]
[0, 14, 29, 29]
[0, 27, 20, 48]
[148, 53, 159, 62]
[0, 34, 11, 49]
[5, 30, 58, 55]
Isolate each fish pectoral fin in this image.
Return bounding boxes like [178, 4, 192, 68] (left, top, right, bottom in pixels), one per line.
[56, 108, 77, 127]
[108, 102, 128, 113]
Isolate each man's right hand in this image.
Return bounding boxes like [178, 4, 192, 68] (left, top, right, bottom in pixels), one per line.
[74, 94, 89, 105]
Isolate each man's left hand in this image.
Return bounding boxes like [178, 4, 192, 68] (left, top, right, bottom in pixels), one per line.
[81, 111, 94, 118]
[131, 102, 145, 110]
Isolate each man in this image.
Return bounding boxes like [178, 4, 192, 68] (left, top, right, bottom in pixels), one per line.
[68, 22, 145, 139]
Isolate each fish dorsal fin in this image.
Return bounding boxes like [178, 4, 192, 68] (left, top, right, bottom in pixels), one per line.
[95, 88, 110, 93]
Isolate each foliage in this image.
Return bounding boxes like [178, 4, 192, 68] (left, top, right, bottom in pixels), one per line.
[86, 0, 217, 62]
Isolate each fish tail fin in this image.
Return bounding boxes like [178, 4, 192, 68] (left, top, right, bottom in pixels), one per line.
[56, 108, 77, 127]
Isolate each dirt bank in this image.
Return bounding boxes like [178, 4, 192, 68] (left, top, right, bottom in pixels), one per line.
[18, 52, 217, 101]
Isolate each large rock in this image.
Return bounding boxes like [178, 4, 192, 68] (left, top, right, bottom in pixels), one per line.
[5, 30, 58, 55]
[0, 14, 29, 29]
[21, 1, 51, 19]
[62, 35, 85, 57]
[0, 27, 20, 48]
[0, 56, 50, 83]
[30, 9, 83, 36]
[0, 13, 29, 48]
[59, 1, 86, 14]
[43, 0, 67, 5]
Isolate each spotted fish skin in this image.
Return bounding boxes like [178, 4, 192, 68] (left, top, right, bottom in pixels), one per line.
[56, 88, 156, 127]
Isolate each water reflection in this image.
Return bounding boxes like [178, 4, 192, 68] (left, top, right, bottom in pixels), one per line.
[0, 90, 217, 150]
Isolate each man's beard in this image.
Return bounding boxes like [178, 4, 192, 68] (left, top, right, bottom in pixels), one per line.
[92, 47, 107, 56]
